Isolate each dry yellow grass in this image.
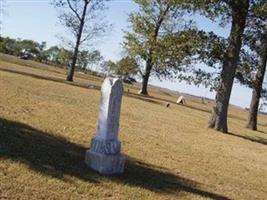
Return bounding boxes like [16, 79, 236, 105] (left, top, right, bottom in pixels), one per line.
[0, 54, 267, 200]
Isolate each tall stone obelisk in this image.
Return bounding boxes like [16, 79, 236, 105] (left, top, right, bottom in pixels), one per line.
[85, 77, 125, 175]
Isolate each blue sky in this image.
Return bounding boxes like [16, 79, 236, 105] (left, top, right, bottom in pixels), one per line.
[0, 0, 261, 110]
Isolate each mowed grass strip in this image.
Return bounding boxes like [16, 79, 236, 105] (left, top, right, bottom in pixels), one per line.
[0, 58, 267, 199]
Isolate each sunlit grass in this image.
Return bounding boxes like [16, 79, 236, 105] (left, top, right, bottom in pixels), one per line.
[0, 54, 266, 199]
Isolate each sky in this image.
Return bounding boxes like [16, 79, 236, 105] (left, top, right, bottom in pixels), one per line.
[0, 0, 263, 110]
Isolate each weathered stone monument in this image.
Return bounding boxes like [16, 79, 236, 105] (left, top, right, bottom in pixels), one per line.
[85, 77, 125, 175]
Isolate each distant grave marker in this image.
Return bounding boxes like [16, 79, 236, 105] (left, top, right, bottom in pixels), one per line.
[85, 77, 125, 175]
[176, 96, 186, 105]
[201, 97, 205, 104]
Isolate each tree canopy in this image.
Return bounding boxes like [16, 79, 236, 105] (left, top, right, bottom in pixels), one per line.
[124, 0, 205, 94]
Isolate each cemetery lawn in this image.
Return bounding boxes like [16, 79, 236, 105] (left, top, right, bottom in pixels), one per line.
[0, 54, 267, 200]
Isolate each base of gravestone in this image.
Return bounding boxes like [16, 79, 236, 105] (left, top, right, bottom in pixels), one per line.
[85, 150, 125, 175]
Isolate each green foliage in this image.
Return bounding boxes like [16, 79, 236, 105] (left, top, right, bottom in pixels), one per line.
[0, 37, 52, 63]
[124, 0, 203, 81]
[107, 56, 139, 78]
[45, 46, 61, 63]
[101, 60, 116, 74]
[185, 0, 229, 22]
[0, 37, 19, 55]
[18, 39, 40, 55]
[235, 0, 267, 93]
[57, 48, 73, 65]
[0, 36, 74, 66]
[175, 31, 227, 90]
[153, 29, 209, 78]
[102, 56, 139, 79]
[181, 0, 267, 92]
[0, 36, 45, 58]
[45, 46, 73, 66]
[77, 50, 103, 70]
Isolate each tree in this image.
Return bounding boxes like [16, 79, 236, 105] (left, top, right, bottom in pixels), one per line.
[259, 88, 267, 112]
[77, 50, 103, 71]
[0, 37, 18, 55]
[246, 3, 267, 130]
[54, 0, 107, 82]
[0, 37, 47, 60]
[237, 35, 267, 131]
[184, 1, 267, 132]
[236, 1, 267, 130]
[124, 0, 200, 95]
[46, 46, 73, 66]
[85, 50, 103, 71]
[57, 48, 73, 66]
[105, 56, 139, 79]
[115, 56, 139, 79]
[77, 50, 91, 71]
[36, 41, 48, 62]
[18, 39, 40, 55]
[198, 0, 250, 133]
[101, 60, 116, 75]
[46, 46, 61, 64]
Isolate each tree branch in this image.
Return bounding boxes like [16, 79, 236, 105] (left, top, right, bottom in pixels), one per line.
[80, 32, 94, 44]
[138, 69, 144, 77]
[154, 5, 170, 40]
[67, 0, 82, 22]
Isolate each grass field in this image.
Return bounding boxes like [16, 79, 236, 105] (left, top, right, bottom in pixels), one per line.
[0, 54, 267, 199]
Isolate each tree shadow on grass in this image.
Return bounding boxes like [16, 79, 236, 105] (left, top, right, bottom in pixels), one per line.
[0, 68, 101, 91]
[0, 118, 98, 183]
[227, 132, 267, 146]
[258, 130, 267, 134]
[116, 158, 231, 199]
[125, 93, 164, 105]
[0, 118, 231, 199]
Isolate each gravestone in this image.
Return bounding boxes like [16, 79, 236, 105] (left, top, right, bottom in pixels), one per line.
[176, 96, 186, 105]
[85, 77, 125, 175]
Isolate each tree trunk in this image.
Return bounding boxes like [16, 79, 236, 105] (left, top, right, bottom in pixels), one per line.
[66, 1, 88, 82]
[247, 89, 261, 130]
[66, 42, 79, 81]
[139, 5, 170, 95]
[246, 29, 267, 130]
[208, 0, 249, 133]
[140, 58, 153, 95]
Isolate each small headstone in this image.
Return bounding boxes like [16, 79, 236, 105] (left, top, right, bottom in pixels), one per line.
[176, 96, 186, 105]
[85, 77, 125, 175]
